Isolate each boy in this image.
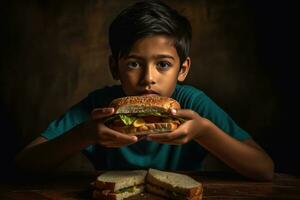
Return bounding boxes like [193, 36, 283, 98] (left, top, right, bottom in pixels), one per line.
[15, 0, 274, 180]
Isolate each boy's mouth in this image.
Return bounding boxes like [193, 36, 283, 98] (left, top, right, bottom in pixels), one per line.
[139, 90, 160, 96]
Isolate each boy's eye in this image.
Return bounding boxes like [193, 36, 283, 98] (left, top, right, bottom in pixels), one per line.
[127, 61, 141, 69]
[157, 61, 171, 70]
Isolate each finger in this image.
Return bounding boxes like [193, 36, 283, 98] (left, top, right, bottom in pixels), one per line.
[91, 108, 114, 120]
[106, 128, 138, 143]
[171, 109, 198, 120]
[96, 125, 138, 143]
[101, 132, 138, 146]
[147, 126, 189, 142]
[151, 135, 189, 145]
[147, 130, 182, 140]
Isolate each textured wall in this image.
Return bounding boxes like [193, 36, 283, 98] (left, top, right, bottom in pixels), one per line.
[1, 0, 290, 173]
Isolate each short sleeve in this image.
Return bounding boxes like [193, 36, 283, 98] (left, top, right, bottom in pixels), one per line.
[196, 94, 251, 141]
[41, 85, 124, 141]
[174, 85, 251, 142]
[41, 100, 90, 140]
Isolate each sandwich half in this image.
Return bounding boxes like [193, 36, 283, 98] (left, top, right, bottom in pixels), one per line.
[92, 170, 147, 200]
[146, 168, 203, 200]
[105, 95, 184, 135]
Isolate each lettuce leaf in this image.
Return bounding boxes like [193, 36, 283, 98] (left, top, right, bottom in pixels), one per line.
[116, 186, 134, 193]
[119, 114, 136, 125]
[103, 114, 136, 125]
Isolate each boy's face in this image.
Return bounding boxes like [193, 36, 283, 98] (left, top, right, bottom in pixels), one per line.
[110, 35, 190, 97]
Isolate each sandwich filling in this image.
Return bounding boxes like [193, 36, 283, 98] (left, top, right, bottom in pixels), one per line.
[104, 113, 184, 133]
[99, 185, 142, 195]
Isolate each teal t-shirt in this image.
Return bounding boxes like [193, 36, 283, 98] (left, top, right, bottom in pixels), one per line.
[42, 84, 251, 170]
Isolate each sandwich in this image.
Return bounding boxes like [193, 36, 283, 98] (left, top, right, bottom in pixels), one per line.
[92, 170, 147, 200]
[104, 95, 184, 135]
[91, 169, 203, 200]
[146, 168, 203, 200]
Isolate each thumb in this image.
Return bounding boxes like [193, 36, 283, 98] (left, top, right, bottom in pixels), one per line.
[91, 108, 115, 120]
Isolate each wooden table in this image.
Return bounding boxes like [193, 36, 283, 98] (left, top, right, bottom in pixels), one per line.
[1, 171, 299, 199]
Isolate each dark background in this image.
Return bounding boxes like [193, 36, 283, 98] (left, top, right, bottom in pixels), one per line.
[0, 0, 298, 176]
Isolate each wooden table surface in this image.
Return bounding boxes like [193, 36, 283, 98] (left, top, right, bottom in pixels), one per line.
[1, 171, 299, 200]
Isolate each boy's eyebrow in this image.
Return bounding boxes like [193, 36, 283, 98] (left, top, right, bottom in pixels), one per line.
[153, 54, 175, 60]
[124, 55, 143, 60]
[124, 54, 175, 60]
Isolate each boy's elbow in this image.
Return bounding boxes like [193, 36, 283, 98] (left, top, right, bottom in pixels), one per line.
[246, 168, 274, 182]
[259, 169, 274, 181]
[256, 160, 275, 181]
[244, 158, 275, 181]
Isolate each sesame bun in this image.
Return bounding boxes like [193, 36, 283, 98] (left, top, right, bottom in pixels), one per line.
[110, 95, 181, 114]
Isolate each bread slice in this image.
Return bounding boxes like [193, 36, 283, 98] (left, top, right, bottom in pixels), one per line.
[94, 170, 147, 191]
[146, 168, 203, 199]
[92, 170, 147, 200]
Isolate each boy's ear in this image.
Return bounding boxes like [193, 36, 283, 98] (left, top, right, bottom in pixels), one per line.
[177, 57, 191, 82]
[109, 55, 120, 80]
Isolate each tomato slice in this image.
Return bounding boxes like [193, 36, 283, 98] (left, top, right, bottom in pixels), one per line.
[142, 115, 162, 123]
[112, 119, 125, 126]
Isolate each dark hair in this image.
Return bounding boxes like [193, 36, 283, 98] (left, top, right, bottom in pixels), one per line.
[109, 0, 192, 64]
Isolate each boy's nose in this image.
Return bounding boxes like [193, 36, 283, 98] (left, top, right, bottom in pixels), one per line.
[140, 66, 156, 85]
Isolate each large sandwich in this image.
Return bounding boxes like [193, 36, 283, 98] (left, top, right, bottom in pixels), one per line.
[92, 170, 147, 200]
[104, 95, 184, 135]
[146, 168, 203, 200]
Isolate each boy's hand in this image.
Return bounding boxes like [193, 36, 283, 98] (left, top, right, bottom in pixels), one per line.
[82, 108, 138, 148]
[147, 109, 209, 145]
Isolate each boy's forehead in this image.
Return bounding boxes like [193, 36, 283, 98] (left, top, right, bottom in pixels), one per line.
[127, 35, 179, 58]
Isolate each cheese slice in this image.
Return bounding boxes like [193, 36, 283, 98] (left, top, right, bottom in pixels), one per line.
[133, 118, 145, 127]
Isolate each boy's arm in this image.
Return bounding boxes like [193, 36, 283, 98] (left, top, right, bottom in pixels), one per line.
[194, 119, 274, 181]
[14, 108, 137, 173]
[148, 109, 274, 181]
[14, 123, 94, 173]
